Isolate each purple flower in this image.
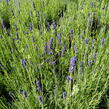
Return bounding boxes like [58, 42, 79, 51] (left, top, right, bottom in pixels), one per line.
[69, 56, 77, 73]
[49, 37, 53, 50]
[35, 45, 38, 52]
[21, 59, 26, 67]
[26, 44, 28, 49]
[32, 36, 35, 42]
[70, 29, 73, 34]
[44, 42, 47, 54]
[51, 61, 55, 65]
[49, 51, 53, 55]
[46, 22, 50, 32]
[63, 91, 67, 98]
[29, 23, 32, 32]
[101, 38, 106, 44]
[70, 56, 77, 66]
[61, 45, 67, 56]
[85, 39, 89, 44]
[11, 9, 14, 16]
[74, 45, 78, 53]
[36, 81, 42, 92]
[38, 96, 43, 104]
[23, 91, 27, 98]
[57, 33, 62, 45]
[88, 60, 92, 66]
[14, 24, 18, 31]
[52, 22, 57, 30]
[15, 32, 19, 40]
[67, 76, 73, 81]
[69, 66, 74, 73]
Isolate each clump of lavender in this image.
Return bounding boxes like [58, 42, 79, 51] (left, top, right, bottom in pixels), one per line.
[61, 44, 67, 56]
[69, 56, 77, 73]
[36, 80, 42, 92]
[38, 96, 43, 104]
[44, 42, 47, 54]
[63, 91, 67, 99]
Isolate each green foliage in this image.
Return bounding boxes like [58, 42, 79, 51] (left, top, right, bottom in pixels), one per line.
[0, 0, 109, 109]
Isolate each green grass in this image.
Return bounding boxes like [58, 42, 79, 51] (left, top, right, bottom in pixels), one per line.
[0, 0, 109, 109]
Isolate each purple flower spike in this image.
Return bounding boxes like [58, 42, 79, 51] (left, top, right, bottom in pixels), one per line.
[57, 33, 62, 45]
[11, 9, 14, 16]
[52, 22, 57, 30]
[21, 59, 26, 67]
[61, 45, 67, 56]
[67, 75, 73, 81]
[69, 66, 74, 73]
[23, 91, 27, 98]
[49, 51, 53, 55]
[49, 37, 53, 50]
[38, 96, 43, 104]
[36, 81, 42, 92]
[15, 32, 19, 40]
[85, 39, 89, 44]
[29, 23, 32, 32]
[88, 60, 92, 66]
[70, 56, 77, 66]
[32, 36, 35, 42]
[44, 42, 47, 54]
[35, 45, 38, 52]
[46, 22, 50, 32]
[70, 29, 73, 34]
[63, 91, 67, 98]
[69, 56, 77, 73]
